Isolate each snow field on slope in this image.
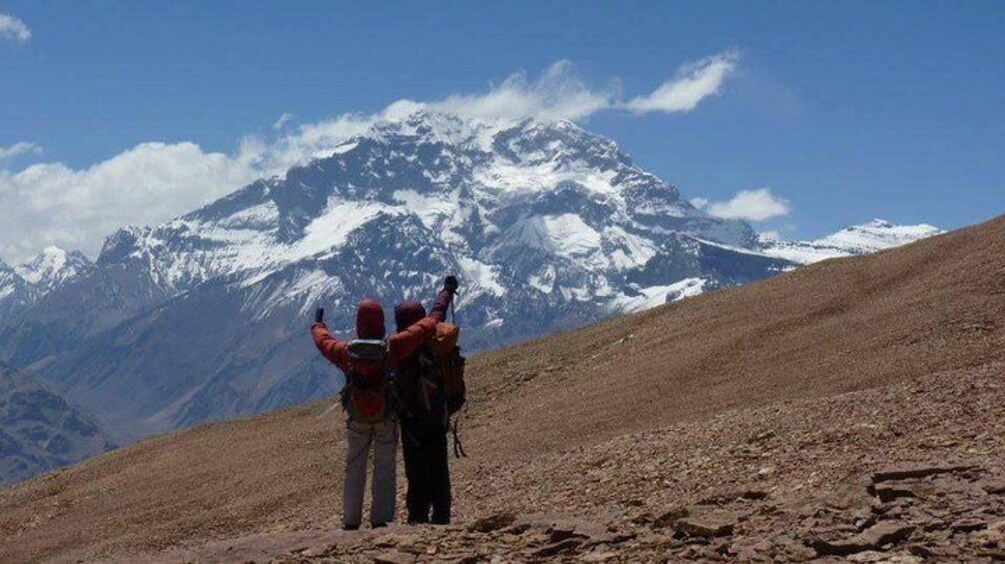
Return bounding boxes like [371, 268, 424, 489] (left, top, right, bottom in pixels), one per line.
[609, 278, 708, 313]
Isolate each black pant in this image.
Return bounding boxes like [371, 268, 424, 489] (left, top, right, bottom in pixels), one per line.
[400, 420, 451, 524]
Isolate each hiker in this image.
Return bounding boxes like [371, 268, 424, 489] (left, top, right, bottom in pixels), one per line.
[394, 296, 457, 524]
[310, 276, 457, 530]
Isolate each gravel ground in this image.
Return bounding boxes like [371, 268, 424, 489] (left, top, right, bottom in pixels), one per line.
[180, 362, 1000, 562]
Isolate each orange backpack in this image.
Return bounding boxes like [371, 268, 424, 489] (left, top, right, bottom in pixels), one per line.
[427, 322, 466, 415]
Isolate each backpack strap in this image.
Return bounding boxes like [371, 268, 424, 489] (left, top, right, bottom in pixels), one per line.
[450, 417, 467, 458]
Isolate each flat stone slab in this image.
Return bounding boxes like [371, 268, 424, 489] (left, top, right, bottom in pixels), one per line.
[871, 465, 979, 484]
[674, 514, 737, 538]
[808, 521, 916, 556]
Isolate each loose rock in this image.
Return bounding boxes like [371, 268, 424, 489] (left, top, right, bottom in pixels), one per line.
[674, 514, 737, 538]
[468, 513, 517, 533]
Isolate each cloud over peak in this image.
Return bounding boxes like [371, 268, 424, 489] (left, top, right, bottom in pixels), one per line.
[420, 53, 740, 122]
[0, 53, 743, 262]
[426, 60, 614, 122]
[625, 51, 739, 113]
[0, 13, 31, 43]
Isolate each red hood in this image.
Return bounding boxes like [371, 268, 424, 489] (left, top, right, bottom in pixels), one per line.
[394, 300, 427, 333]
[356, 299, 386, 339]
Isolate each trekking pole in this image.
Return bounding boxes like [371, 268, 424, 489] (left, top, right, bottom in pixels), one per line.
[317, 401, 341, 420]
[450, 288, 461, 324]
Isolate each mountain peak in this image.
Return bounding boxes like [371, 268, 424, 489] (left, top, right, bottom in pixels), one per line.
[821, 220, 944, 254]
[96, 226, 152, 266]
[14, 246, 94, 291]
[863, 218, 894, 228]
[362, 110, 508, 150]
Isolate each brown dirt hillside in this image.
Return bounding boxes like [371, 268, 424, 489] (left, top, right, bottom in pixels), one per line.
[1, 214, 1003, 562]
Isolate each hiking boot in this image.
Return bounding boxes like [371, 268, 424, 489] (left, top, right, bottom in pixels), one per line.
[343, 524, 360, 531]
[371, 522, 388, 529]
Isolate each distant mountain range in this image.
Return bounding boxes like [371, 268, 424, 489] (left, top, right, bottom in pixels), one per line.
[0, 112, 942, 458]
[0, 247, 94, 318]
[758, 219, 943, 264]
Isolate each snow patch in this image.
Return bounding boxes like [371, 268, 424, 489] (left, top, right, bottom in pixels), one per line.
[457, 257, 506, 297]
[288, 199, 395, 260]
[542, 214, 601, 256]
[528, 265, 556, 294]
[604, 226, 658, 270]
[392, 189, 459, 231]
[473, 157, 620, 198]
[610, 278, 708, 313]
[217, 202, 280, 230]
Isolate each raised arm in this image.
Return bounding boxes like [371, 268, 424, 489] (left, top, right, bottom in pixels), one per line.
[389, 275, 458, 361]
[311, 308, 350, 372]
[428, 278, 456, 323]
[388, 316, 439, 363]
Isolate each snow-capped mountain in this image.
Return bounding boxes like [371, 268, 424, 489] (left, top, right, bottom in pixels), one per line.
[14, 246, 95, 293]
[86, 112, 760, 302]
[759, 220, 944, 264]
[0, 260, 36, 319]
[0, 111, 940, 446]
[0, 248, 95, 320]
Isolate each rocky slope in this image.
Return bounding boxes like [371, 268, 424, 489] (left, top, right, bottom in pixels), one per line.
[0, 362, 114, 487]
[0, 214, 1000, 562]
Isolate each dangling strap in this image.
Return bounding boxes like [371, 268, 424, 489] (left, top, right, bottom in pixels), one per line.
[451, 418, 467, 458]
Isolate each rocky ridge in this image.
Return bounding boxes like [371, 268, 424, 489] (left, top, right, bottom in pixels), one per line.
[0, 362, 114, 486]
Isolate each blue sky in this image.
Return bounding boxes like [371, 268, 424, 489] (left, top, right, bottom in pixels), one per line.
[0, 1, 1003, 262]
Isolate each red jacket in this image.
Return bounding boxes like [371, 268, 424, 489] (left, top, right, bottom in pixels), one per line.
[311, 289, 453, 374]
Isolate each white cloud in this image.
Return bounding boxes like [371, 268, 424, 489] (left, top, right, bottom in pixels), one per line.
[248, 54, 737, 169]
[625, 51, 739, 113]
[0, 54, 743, 263]
[427, 60, 615, 121]
[0, 14, 31, 43]
[0, 142, 43, 161]
[272, 113, 293, 130]
[706, 188, 790, 222]
[689, 197, 709, 210]
[0, 143, 260, 262]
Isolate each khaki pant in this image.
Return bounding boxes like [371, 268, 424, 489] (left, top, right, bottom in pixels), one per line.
[343, 419, 398, 527]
